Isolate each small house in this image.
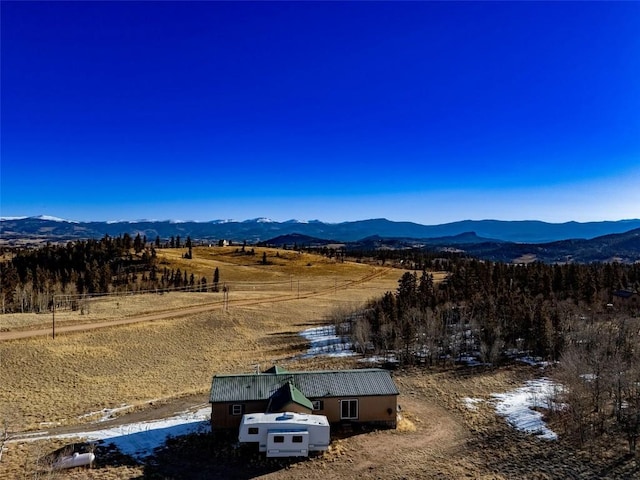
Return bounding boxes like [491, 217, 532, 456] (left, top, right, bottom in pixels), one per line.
[238, 411, 330, 457]
[209, 367, 399, 431]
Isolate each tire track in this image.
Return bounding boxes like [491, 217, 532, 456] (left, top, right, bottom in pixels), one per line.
[0, 268, 395, 341]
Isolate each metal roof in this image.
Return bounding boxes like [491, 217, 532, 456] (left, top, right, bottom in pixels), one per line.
[267, 382, 314, 412]
[210, 368, 399, 403]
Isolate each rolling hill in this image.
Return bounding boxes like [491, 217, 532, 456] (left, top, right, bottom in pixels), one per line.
[2, 216, 639, 245]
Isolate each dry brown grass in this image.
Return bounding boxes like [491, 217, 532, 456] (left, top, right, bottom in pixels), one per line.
[1, 247, 415, 333]
[4, 250, 633, 479]
[0, 252, 404, 432]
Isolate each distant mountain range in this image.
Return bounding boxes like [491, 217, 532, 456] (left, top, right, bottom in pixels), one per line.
[1, 216, 639, 263]
[262, 228, 640, 264]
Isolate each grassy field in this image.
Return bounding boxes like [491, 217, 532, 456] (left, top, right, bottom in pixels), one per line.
[1, 246, 417, 332]
[0, 248, 411, 476]
[2, 248, 636, 479]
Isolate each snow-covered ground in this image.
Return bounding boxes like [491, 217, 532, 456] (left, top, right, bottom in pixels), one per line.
[13, 406, 210, 460]
[462, 378, 562, 440]
[463, 397, 483, 411]
[300, 325, 562, 441]
[491, 378, 561, 440]
[299, 325, 355, 358]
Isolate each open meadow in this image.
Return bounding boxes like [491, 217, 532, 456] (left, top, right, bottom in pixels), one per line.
[1, 248, 638, 479]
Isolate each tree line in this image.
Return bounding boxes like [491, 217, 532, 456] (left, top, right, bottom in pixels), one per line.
[333, 255, 639, 453]
[344, 258, 639, 366]
[0, 235, 220, 313]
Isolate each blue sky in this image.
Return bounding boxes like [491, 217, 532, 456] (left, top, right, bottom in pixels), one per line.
[1, 1, 639, 224]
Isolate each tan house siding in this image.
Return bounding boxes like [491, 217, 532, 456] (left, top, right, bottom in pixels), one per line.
[212, 400, 314, 430]
[211, 400, 267, 429]
[314, 395, 397, 426]
[359, 395, 398, 426]
[279, 401, 312, 415]
[213, 394, 398, 430]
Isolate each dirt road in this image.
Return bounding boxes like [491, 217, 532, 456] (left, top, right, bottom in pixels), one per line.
[0, 270, 388, 341]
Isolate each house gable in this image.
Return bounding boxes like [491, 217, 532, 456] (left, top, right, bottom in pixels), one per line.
[267, 382, 313, 413]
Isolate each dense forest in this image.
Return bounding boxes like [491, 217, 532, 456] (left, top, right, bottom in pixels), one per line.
[329, 251, 640, 453]
[344, 259, 639, 364]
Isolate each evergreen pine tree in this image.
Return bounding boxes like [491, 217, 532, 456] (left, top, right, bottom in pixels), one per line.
[213, 267, 219, 292]
[134, 234, 143, 254]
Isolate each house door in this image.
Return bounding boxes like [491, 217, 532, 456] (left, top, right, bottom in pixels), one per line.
[340, 399, 358, 420]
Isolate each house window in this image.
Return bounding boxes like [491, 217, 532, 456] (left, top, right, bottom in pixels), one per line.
[248, 427, 259, 435]
[340, 399, 358, 420]
[273, 435, 284, 443]
[230, 404, 244, 416]
[292, 436, 304, 443]
[312, 400, 324, 411]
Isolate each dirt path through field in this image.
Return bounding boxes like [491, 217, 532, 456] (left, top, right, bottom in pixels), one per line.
[0, 269, 389, 341]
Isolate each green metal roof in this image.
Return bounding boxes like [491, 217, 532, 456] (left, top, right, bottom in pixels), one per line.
[267, 382, 314, 412]
[264, 365, 289, 374]
[210, 368, 399, 403]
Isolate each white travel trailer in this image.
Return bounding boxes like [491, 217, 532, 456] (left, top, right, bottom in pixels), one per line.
[238, 412, 330, 458]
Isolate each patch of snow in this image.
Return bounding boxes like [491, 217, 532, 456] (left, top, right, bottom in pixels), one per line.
[210, 219, 236, 224]
[463, 398, 483, 410]
[580, 373, 597, 382]
[78, 404, 131, 422]
[455, 355, 489, 367]
[243, 217, 274, 223]
[357, 355, 398, 364]
[106, 219, 160, 223]
[21, 431, 55, 438]
[33, 215, 78, 223]
[299, 325, 355, 358]
[0, 216, 28, 221]
[517, 356, 552, 368]
[491, 378, 561, 440]
[14, 407, 210, 461]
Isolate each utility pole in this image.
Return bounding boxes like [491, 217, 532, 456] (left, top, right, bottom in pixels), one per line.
[52, 294, 55, 339]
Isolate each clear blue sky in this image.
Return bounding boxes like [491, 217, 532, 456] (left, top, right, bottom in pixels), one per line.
[1, 1, 639, 224]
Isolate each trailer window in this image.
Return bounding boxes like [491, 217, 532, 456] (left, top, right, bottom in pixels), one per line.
[292, 436, 304, 443]
[248, 427, 259, 435]
[273, 435, 284, 443]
